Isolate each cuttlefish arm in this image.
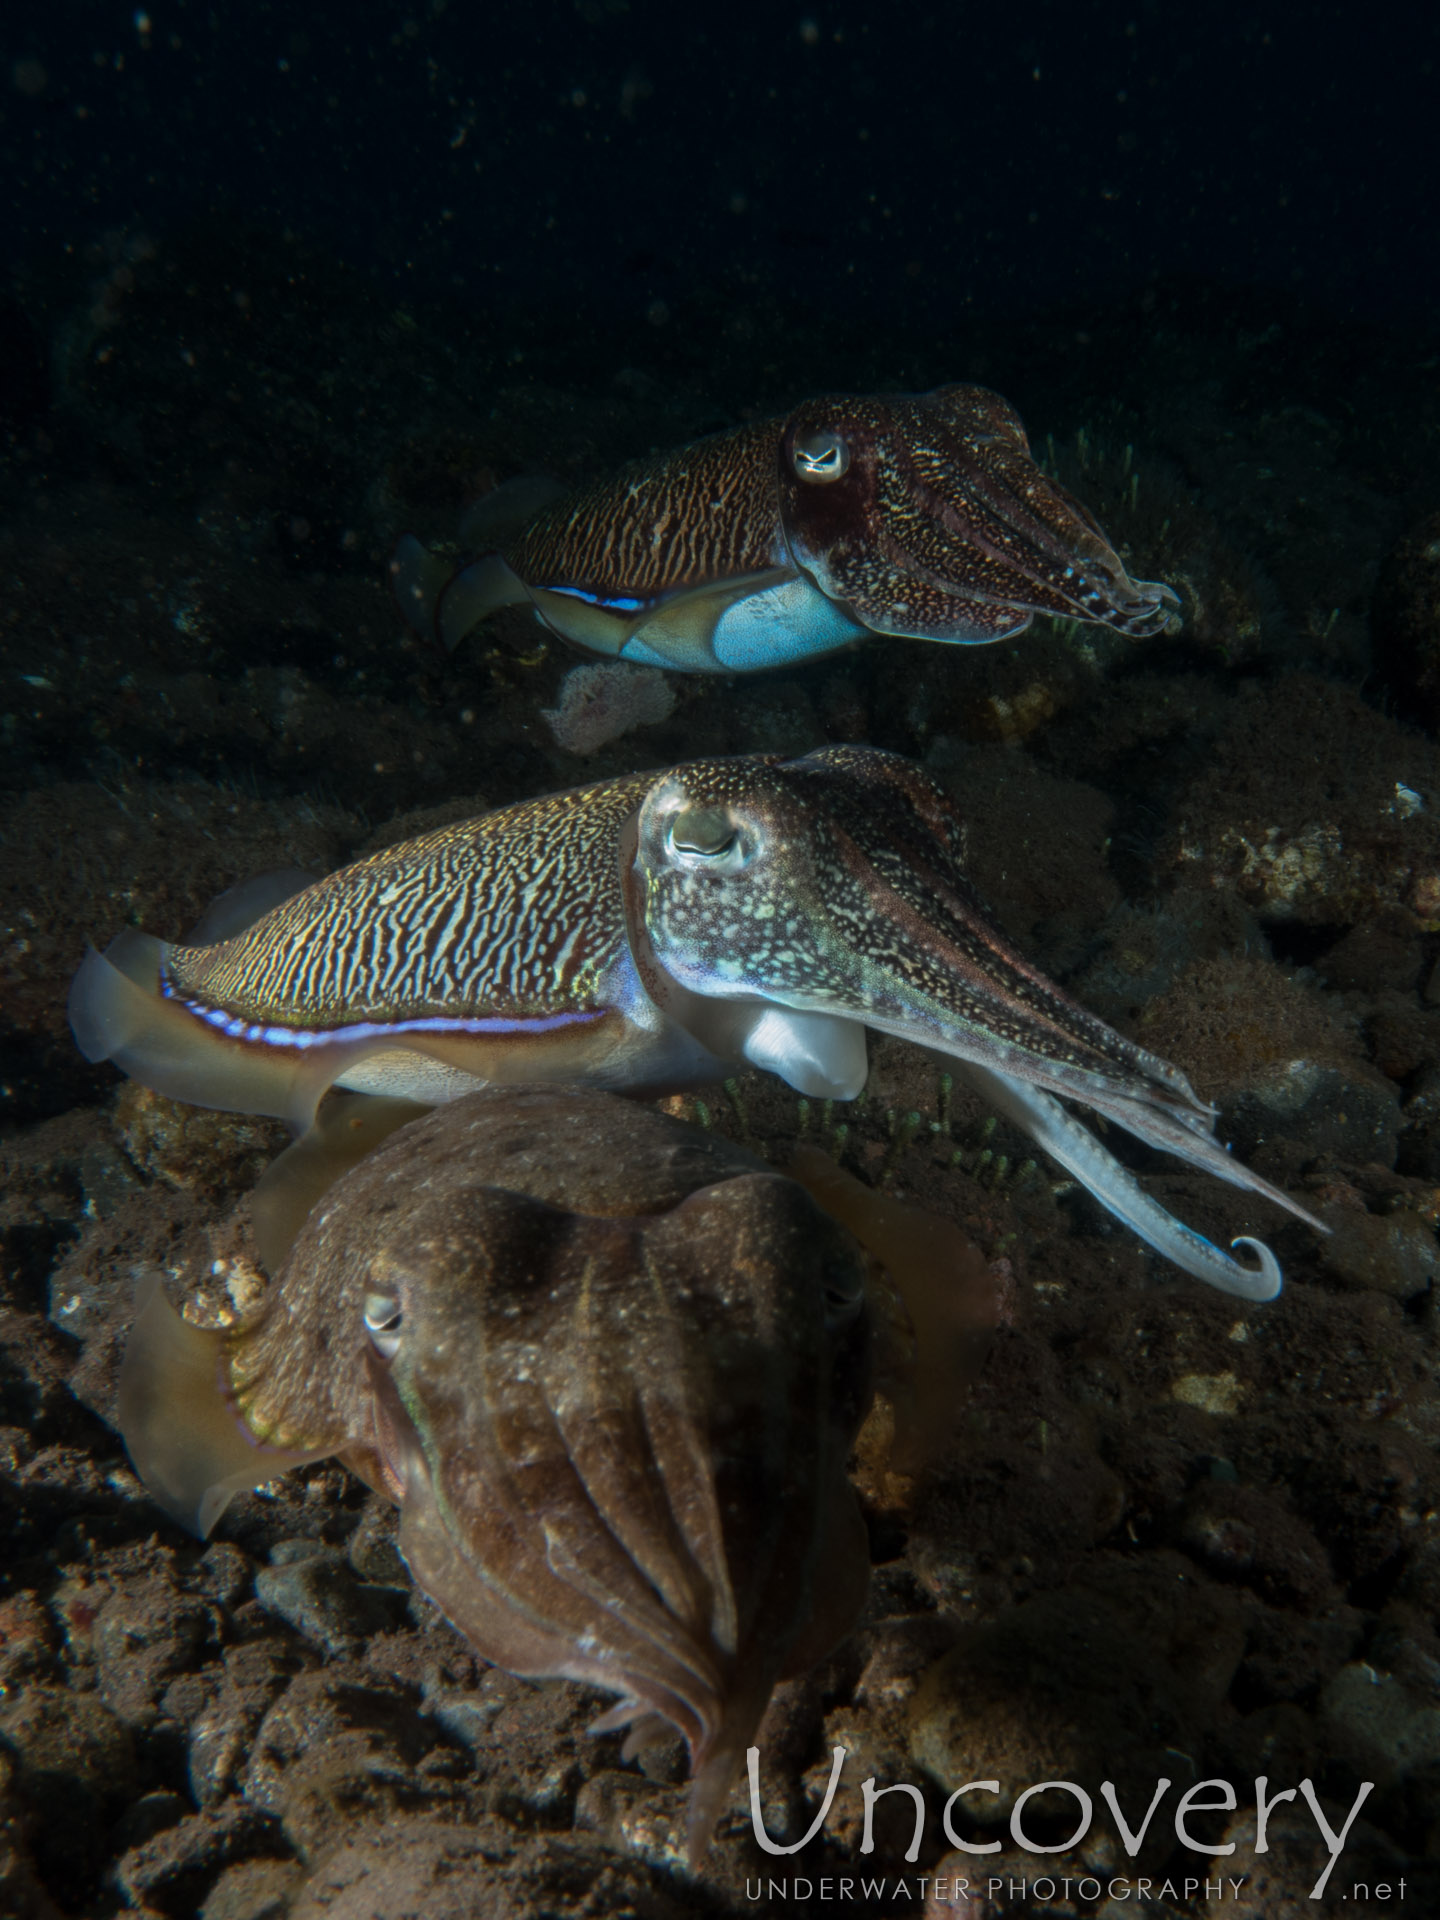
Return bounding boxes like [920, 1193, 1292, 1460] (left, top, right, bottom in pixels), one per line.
[632, 744, 1327, 1298]
[962, 1064, 1282, 1302]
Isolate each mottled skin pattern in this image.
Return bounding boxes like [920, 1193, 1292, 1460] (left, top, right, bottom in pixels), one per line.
[396, 384, 1176, 671]
[165, 774, 651, 1028]
[505, 419, 780, 599]
[636, 744, 1198, 1113]
[187, 1090, 874, 1860]
[777, 387, 1172, 639]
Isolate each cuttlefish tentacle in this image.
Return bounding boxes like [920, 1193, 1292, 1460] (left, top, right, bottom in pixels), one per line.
[392, 385, 1177, 674]
[963, 1064, 1281, 1302]
[70, 747, 1324, 1296]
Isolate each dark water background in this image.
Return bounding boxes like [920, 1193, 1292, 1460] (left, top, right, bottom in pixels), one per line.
[6, 1, 1439, 366]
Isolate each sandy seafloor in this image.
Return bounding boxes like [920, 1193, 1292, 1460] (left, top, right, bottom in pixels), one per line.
[4, 230, 1440, 1919]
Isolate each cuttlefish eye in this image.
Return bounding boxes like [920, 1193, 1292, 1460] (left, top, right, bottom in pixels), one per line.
[791, 430, 850, 484]
[363, 1292, 403, 1360]
[664, 806, 754, 872]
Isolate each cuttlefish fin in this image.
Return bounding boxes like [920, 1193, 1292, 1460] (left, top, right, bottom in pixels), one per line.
[435, 553, 531, 652]
[391, 537, 531, 651]
[118, 1272, 326, 1537]
[68, 932, 350, 1133]
[185, 867, 318, 945]
[391, 535, 456, 641]
[963, 1061, 1290, 1302]
[457, 474, 567, 548]
[250, 1091, 431, 1273]
[789, 1144, 1002, 1470]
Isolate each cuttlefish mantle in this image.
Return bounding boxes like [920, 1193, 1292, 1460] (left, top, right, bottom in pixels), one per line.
[69, 746, 1325, 1300]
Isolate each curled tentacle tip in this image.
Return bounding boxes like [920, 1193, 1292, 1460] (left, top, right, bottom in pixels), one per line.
[1229, 1234, 1283, 1302]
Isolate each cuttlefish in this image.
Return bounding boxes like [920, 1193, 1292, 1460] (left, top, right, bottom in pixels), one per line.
[69, 746, 1325, 1301]
[121, 1088, 877, 1862]
[393, 386, 1177, 672]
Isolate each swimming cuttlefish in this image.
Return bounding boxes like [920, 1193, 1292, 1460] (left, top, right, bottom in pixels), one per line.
[70, 745, 1324, 1300]
[121, 1088, 881, 1862]
[393, 385, 1178, 672]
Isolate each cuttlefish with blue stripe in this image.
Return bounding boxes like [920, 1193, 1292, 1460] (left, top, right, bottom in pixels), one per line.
[393, 385, 1178, 673]
[69, 746, 1324, 1300]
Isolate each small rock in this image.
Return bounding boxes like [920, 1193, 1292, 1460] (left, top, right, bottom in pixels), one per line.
[0, 1766, 63, 1920]
[907, 1555, 1244, 1864]
[1319, 1207, 1439, 1299]
[1171, 1369, 1243, 1417]
[115, 1082, 287, 1199]
[421, 1688, 505, 1751]
[111, 1803, 291, 1918]
[94, 1574, 217, 1726]
[1321, 1658, 1440, 1786]
[346, 1498, 408, 1588]
[0, 1687, 135, 1806]
[1317, 911, 1424, 996]
[573, 1771, 689, 1871]
[1225, 1059, 1402, 1166]
[254, 1546, 406, 1657]
[1221, 1802, 1411, 1917]
[194, 1541, 256, 1611]
[188, 1641, 308, 1808]
[113, 1788, 190, 1852]
[1237, 1603, 1364, 1705]
[242, 1665, 466, 1858]
[0, 1594, 57, 1688]
[289, 1816, 693, 1920]
[200, 1857, 304, 1920]
[0, 1685, 135, 1888]
[1136, 954, 1401, 1162]
[1162, 676, 1440, 927]
[76, 1138, 140, 1220]
[1177, 1483, 1335, 1607]
[1223, 1701, 1327, 1785]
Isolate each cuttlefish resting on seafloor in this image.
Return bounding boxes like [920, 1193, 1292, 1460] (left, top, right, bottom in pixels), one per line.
[69, 745, 1326, 1301]
[392, 384, 1178, 672]
[118, 1089, 882, 1863]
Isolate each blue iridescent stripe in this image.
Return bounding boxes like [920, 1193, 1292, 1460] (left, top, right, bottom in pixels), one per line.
[541, 584, 646, 612]
[162, 977, 601, 1050]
